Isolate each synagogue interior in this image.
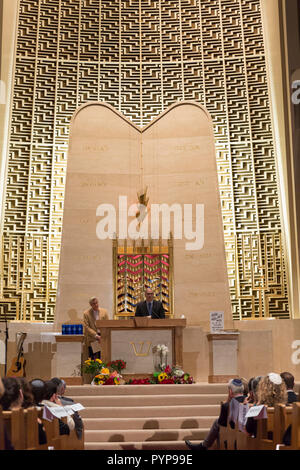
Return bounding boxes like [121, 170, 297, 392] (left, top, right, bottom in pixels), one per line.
[0, 0, 300, 452]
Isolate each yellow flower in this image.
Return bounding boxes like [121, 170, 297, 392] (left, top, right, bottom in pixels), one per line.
[100, 368, 110, 375]
[114, 377, 120, 385]
[96, 359, 103, 364]
[158, 372, 167, 383]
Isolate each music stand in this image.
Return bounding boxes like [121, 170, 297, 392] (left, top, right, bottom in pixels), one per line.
[0, 304, 9, 376]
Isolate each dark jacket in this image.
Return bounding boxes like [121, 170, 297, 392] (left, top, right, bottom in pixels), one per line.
[218, 395, 246, 428]
[282, 392, 298, 446]
[59, 395, 84, 440]
[287, 391, 298, 404]
[135, 300, 165, 319]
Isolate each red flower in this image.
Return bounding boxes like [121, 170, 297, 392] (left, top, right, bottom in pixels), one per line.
[160, 378, 175, 384]
[128, 378, 151, 385]
[164, 365, 172, 375]
[104, 376, 115, 385]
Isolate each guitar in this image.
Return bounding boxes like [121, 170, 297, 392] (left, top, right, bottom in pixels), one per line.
[7, 332, 27, 377]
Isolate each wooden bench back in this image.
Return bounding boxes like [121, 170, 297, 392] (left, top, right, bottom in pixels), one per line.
[291, 402, 300, 449]
[0, 406, 5, 450]
[219, 404, 297, 451]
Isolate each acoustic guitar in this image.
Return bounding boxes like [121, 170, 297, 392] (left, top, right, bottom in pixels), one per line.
[7, 332, 27, 377]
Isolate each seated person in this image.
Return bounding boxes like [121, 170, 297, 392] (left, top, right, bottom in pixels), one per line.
[246, 373, 287, 438]
[280, 371, 298, 445]
[18, 378, 47, 445]
[244, 376, 262, 406]
[17, 378, 34, 409]
[185, 378, 246, 450]
[135, 288, 165, 319]
[0, 377, 23, 411]
[0, 377, 14, 450]
[41, 380, 75, 435]
[51, 377, 83, 440]
[280, 372, 298, 404]
[30, 378, 46, 406]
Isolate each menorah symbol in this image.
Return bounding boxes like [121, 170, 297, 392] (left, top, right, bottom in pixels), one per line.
[130, 341, 152, 357]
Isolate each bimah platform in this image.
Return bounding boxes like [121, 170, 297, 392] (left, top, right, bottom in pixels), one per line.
[96, 318, 186, 376]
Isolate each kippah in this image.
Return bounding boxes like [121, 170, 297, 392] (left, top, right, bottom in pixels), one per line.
[232, 379, 243, 386]
[268, 373, 282, 385]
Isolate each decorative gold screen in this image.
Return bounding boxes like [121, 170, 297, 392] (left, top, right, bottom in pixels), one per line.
[113, 237, 174, 319]
[0, 0, 289, 322]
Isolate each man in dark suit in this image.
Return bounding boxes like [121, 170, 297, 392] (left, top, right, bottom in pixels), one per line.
[135, 288, 165, 319]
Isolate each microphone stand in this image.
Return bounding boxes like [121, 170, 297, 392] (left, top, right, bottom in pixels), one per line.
[0, 304, 9, 376]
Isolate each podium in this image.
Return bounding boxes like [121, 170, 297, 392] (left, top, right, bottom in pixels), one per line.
[96, 318, 186, 376]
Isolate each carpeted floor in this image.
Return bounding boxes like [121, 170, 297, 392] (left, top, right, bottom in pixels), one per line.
[66, 383, 228, 450]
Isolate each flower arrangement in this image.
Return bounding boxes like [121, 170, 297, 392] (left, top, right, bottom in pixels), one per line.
[83, 358, 104, 376]
[93, 370, 122, 386]
[152, 344, 169, 371]
[127, 378, 152, 385]
[107, 359, 127, 374]
[82, 358, 126, 385]
[153, 365, 194, 384]
[126, 365, 194, 385]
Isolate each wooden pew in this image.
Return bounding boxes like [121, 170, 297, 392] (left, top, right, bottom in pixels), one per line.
[279, 402, 300, 450]
[219, 406, 275, 450]
[255, 407, 275, 450]
[0, 406, 5, 450]
[3, 408, 26, 449]
[25, 407, 44, 450]
[2, 406, 84, 450]
[219, 402, 251, 450]
[64, 428, 85, 450]
[42, 414, 65, 450]
[219, 404, 295, 451]
[41, 414, 85, 450]
[290, 402, 300, 449]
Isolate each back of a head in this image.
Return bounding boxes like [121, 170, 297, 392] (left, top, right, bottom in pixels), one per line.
[0, 377, 21, 411]
[228, 378, 244, 396]
[43, 380, 58, 401]
[30, 379, 46, 405]
[252, 376, 262, 393]
[280, 372, 295, 390]
[248, 377, 255, 392]
[17, 378, 34, 408]
[51, 377, 65, 395]
[240, 377, 249, 396]
[257, 373, 287, 407]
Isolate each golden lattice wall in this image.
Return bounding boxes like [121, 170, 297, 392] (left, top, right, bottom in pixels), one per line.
[0, 0, 289, 321]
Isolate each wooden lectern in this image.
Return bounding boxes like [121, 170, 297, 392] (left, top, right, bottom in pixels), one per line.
[96, 318, 186, 375]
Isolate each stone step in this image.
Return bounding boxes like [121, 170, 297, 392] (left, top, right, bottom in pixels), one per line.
[85, 440, 199, 450]
[67, 383, 228, 397]
[84, 427, 209, 443]
[80, 404, 220, 418]
[73, 393, 225, 407]
[83, 415, 217, 430]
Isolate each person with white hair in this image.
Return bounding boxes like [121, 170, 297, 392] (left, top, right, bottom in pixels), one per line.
[185, 378, 246, 450]
[51, 377, 84, 440]
[83, 297, 108, 359]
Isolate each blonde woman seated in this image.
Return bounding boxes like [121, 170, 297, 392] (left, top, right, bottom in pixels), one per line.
[245, 373, 287, 437]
